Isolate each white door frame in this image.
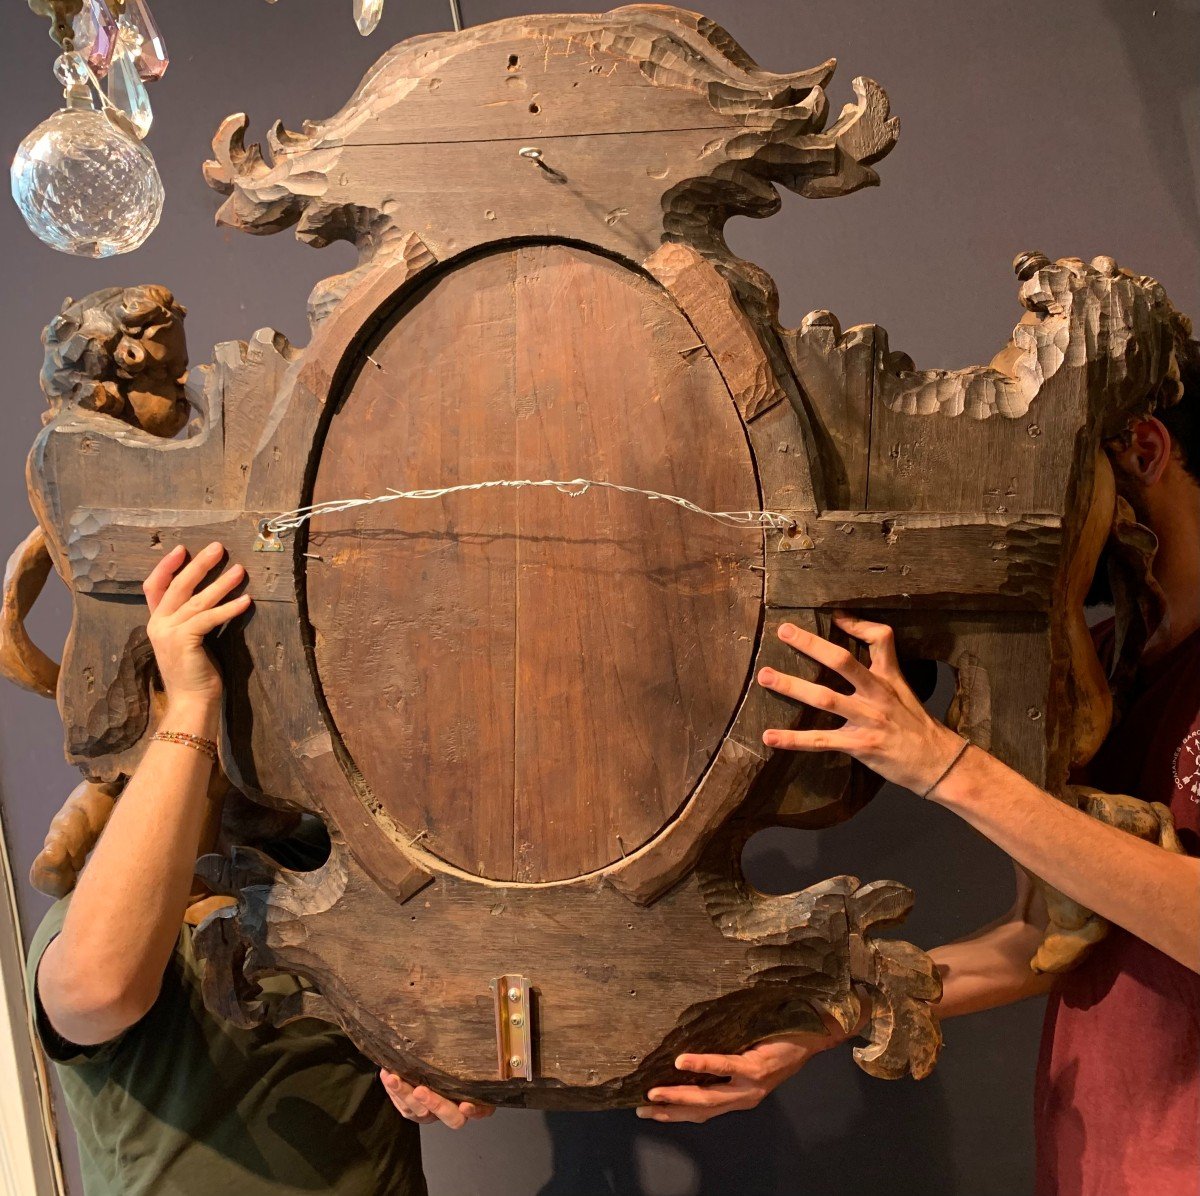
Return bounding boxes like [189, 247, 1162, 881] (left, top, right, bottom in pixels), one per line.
[0, 805, 65, 1196]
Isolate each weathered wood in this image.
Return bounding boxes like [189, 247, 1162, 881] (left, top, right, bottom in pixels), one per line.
[767, 511, 1062, 610]
[1063, 453, 1116, 767]
[307, 242, 763, 884]
[1032, 786, 1186, 973]
[204, 8, 897, 331]
[40, 287, 190, 438]
[15, 6, 1194, 1110]
[193, 838, 930, 1107]
[0, 527, 60, 699]
[783, 312, 876, 510]
[63, 510, 289, 600]
[28, 779, 121, 899]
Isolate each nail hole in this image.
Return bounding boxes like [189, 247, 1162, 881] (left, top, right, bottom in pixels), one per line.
[529, 102, 540, 114]
[507, 54, 519, 69]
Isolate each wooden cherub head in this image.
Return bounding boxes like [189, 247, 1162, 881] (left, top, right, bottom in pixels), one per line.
[40, 284, 190, 437]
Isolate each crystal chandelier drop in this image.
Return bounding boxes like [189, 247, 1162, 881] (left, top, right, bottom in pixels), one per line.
[11, 50, 163, 257]
[264, 0, 463, 37]
[12, 0, 169, 256]
[354, 0, 385, 36]
[73, 0, 168, 135]
[13, 0, 464, 256]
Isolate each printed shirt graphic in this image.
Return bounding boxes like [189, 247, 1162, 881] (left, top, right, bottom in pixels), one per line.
[1036, 625, 1200, 1196]
[1173, 729, 1200, 805]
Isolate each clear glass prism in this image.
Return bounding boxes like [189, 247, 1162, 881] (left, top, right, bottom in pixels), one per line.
[354, 0, 385, 36]
[108, 25, 154, 137]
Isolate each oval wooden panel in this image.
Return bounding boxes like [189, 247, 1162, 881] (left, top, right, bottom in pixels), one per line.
[306, 243, 763, 883]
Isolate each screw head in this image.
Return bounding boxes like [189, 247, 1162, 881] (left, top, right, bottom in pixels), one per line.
[509, 1055, 524, 1071]
[510, 1014, 524, 1028]
[507, 987, 522, 1002]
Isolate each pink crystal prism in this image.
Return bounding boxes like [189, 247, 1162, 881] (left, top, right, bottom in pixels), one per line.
[72, 0, 119, 78]
[122, 0, 169, 82]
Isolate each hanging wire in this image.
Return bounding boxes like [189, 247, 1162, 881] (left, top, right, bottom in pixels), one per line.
[448, 0, 463, 31]
[263, 477, 798, 538]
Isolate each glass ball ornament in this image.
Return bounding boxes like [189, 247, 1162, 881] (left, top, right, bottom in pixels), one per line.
[10, 62, 163, 259]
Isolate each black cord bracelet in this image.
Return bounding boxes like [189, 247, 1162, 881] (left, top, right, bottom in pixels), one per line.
[920, 738, 970, 800]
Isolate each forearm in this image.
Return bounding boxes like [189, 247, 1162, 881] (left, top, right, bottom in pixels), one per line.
[40, 696, 221, 1042]
[930, 919, 1055, 1020]
[933, 748, 1200, 973]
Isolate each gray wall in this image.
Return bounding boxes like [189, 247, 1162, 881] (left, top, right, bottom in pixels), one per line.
[2, 1, 1197, 1193]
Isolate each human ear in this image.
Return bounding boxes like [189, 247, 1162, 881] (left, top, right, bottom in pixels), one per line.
[1110, 417, 1172, 487]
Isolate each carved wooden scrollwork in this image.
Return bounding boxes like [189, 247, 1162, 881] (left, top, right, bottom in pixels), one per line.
[16, 6, 1193, 1108]
[0, 526, 60, 699]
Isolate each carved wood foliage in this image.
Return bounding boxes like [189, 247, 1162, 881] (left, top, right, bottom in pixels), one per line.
[1032, 786, 1186, 973]
[29, 778, 121, 899]
[203, 6, 896, 329]
[0, 527, 59, 699]
[14, 5, 1194, 1108]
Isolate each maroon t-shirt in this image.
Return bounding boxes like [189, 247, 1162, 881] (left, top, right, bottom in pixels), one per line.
[1035, 626, 1200, 1195]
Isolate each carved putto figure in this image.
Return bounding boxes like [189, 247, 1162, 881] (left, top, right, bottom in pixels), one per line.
[40, 284, 190, 436]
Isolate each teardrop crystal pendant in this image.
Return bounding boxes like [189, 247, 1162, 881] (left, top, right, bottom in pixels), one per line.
[354, 0, 385, 36]
[122, 0, 170, 82]
[71, 0, 120, 78]
[108, 23, 154, 138]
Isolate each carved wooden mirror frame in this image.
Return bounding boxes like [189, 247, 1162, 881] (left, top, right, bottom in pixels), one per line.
[7, 6, 1188, 1108]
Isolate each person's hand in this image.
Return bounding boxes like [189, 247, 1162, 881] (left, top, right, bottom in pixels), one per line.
[636, 1035, 828, 1124]
[757, 614, 963, 796]
[144, 543, 250, 709]
[380, 1071, 496, 1129]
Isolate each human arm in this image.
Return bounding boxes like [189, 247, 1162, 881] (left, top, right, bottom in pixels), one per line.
[759, 615, 1200, 974]
[37, 543, 251, 1047]
[637, 861, 1053, 1123]
[927, 862, 1055, 1017]
[634, 1033, 832, 1123]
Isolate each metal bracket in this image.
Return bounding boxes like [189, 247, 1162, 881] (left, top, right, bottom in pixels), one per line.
[254, 521, 285, 553]
[489, 974, 534, 1081]
[28, 0, 126, 48]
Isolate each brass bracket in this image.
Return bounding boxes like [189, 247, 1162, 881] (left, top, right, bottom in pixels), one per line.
[29, 0, 126, 48]
[254, 521, 285, 553]
[489, 975, 534, 1081]
[28, 0, 83, 47]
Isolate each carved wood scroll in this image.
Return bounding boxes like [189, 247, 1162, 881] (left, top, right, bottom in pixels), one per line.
[17, 6, 1192, 1108]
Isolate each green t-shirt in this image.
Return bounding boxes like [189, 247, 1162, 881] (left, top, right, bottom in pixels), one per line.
[26, 898, 426, 1196]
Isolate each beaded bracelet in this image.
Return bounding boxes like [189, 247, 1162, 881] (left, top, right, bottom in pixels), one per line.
[151, 730, 218, 763]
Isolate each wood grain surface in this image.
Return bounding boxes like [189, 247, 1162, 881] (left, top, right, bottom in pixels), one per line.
[21, 6, 1193, 1107]
[307, 244, 762, 882]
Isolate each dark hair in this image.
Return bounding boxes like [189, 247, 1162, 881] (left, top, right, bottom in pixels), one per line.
[1087, 337, 1200, 609]
[1156, 339, 1200, 485]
